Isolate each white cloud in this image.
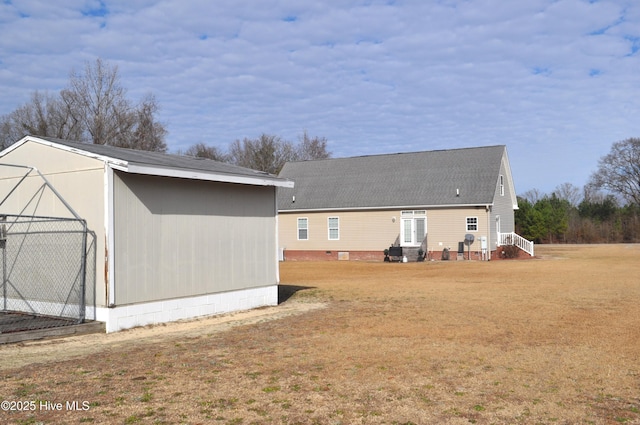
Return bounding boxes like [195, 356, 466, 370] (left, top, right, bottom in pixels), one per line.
[0, 0, 639, 193]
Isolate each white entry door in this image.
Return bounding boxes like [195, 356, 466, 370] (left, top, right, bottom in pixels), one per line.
[401, 211, 426, 246]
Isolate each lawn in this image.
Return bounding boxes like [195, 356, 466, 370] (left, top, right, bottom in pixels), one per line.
[0, 244, 639, 424]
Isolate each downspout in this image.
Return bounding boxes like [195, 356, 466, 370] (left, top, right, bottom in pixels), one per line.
[274, 187, 280, 284]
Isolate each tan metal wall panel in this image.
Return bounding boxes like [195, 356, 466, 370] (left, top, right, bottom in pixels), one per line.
[113, 172, 277, 305]
[0, 141, 107, 307]
[0, 141, 104, 175]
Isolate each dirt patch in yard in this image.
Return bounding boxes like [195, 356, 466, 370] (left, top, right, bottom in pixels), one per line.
[0, 244, 639, 424]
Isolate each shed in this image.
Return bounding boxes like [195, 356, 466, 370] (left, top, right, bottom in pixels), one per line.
[0, 136, 293, 332]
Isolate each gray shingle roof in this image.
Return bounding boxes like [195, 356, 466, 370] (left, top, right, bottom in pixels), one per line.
[38, 137, 283, 182]
[277, 145, 507, 210]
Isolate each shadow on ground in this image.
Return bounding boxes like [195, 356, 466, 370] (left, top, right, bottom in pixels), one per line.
[278, 285, 316, 304]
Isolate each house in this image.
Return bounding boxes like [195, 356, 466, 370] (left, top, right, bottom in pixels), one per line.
[0, 135, 293, 332]
[277, 145, 532, 261]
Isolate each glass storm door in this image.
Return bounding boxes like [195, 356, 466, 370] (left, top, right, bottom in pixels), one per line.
[415, 218, 426, 244]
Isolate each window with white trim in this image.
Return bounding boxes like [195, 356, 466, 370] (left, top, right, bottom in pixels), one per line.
[466, 217, 478, 232]
[328, 217, 339, 240]
[297, 218, 308, 240]
[499, 175, 505, 196]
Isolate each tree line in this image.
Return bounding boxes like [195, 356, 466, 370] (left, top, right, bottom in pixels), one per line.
[516, 190, 640, 244]
[2, 58, 639, 240]
[516, 138, 640, 244]
[0, 58, 330, 174]
[180, 131, 331, 175]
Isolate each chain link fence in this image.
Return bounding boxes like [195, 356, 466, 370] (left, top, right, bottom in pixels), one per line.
[0, 214, 95, 333]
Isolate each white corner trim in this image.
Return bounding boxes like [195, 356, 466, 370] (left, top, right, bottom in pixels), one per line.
[105, 164, 116, 306]
[95, 286, 278, 333]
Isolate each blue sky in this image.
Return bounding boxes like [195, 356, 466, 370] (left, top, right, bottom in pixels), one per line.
[1, 0, 639, 195]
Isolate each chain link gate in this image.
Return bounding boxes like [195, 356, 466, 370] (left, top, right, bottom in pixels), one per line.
[0, 164, 96, 334]
[0, 215, 95, 332]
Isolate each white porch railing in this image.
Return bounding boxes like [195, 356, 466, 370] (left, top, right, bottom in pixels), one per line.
[498, 232, 535, 257]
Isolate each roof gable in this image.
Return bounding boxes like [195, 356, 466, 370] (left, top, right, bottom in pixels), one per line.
[2, 136, 293, 188]
[277, 145, 512, 211]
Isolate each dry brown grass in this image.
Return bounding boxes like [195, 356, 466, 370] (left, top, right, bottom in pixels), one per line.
[0, 244, 639, 424]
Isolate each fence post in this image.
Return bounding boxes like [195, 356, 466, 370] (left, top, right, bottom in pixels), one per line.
[79, 219, 88, 324]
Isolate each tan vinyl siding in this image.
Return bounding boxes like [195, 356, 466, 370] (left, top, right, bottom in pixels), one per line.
[425, 207, 489, 253]
[280, 210, 401, 251]
[492, 156, 516, 232]
[280, 206, 491, 254]
[484, 153, 518, 250]
[0, 141, 107, 306]
[113, 172, 277, 305]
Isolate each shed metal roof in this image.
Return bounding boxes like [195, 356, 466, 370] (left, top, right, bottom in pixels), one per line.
[4, 136, 293, 188]
[277, 145, 509, 211]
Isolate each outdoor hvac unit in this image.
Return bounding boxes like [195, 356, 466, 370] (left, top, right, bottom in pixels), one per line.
[464, 233, 475, 260]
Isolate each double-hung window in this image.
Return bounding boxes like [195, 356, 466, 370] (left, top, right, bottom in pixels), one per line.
[328, 217, 339, 240]
[466, 217, 478, 232]
[297, 218, 308, 240]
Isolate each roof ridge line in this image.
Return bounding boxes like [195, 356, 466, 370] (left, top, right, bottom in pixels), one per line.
[285, 145, 505, 164]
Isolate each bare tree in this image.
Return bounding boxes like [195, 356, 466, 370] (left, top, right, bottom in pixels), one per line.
[0, 117, 18, 150]
[554, 182, 582, 207]
[62, 58, 136, 146]
[228, 134, 297, 174]
[118, 94, 167, 152]
[0, 58, 167, 152]
[296, 130, 331, 161]
[183, 142, 227, 161]
[0, 91, 82, 149]
[582, 183, 610, 204]
[589, 137, 640, 206]
[519, 188, 544, 205]
[194, 131, 332, 173]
